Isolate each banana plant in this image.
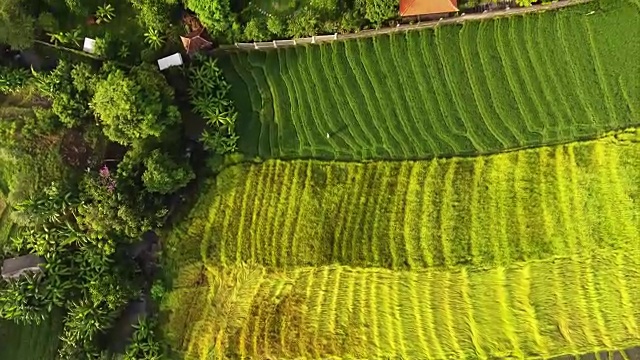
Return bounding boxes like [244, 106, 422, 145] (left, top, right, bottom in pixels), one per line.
[95, 4, 115, 24]
[144, 28, 165, 50]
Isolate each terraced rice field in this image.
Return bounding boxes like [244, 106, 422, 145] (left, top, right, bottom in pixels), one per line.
[220, 0, 640, 160]
[168, 132, 640, 270]
[163, 1, 640, 358]
[0, 313, 63, 360]
[165, 251, 640, 359]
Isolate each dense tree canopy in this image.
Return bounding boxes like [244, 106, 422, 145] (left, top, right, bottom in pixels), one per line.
[0, 0, 35, 49]
[91, 64, 180, 145]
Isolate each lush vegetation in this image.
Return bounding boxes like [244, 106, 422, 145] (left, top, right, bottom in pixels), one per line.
[166, 132, 640, 269]
[160, 2, 640, 359]
[164, 252, 640, 359]
[220, 0, 640, 160]
[1, 0, 640, 359]
[0, 35, 237, 355]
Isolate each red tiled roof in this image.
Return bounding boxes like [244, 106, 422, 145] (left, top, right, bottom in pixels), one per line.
[180, 28, 213, 54]
[400, 0, 459, 17]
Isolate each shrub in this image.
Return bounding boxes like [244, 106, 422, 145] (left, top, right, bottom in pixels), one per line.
[36, 12, 59, 33]
[123, 316, 164, 360]
[32, 61, 94, 128]
[0, 66, 30, 94]
[150, 280, 165, 301]
[183, 0, 235, 37]
[355, 0, 397, 26]
[516, 0, 533, 6]
[95, 3, 116, 24]
[142, 150, 195, 194]
[0, 0, 36, 49]
[188, 56, 239, 154]
[287, 8, 319, 37]
[129, 0, 176, 31]
[243, 18, 269, 42]
[266, 16, 286, 37]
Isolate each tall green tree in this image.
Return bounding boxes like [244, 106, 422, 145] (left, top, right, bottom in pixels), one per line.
[91, 64, 180, 145]
[355, 0, 397, 26]
[0, 0, 35, 49]
[183, 0, 235, 37]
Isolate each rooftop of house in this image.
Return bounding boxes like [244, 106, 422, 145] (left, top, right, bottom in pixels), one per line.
[2, 254, 45, 280]
[400, 0, 459, 17]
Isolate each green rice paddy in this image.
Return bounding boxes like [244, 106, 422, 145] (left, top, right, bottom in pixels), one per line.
[168, 132, 640, 270]
[221, 0, 640, 160]
[0, 313, 63, 360]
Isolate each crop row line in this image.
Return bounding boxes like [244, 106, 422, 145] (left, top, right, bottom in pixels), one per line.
[184, 251, 640, 359]
[198, 138, 640, 269]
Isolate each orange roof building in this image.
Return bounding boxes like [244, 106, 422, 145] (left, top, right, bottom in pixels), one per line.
[400, 0, 459, 17]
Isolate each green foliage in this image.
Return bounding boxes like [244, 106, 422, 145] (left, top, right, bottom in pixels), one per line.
[355, 0, 397, 26]
[129, 0, 176, 31]
[266, 16, 286, 37]
[58, 299, 118, 352]
[144, 28, 165, 50]
[150, 280, 165, 302]
[11, 183, 78, 227]
[0, 275, 50, 325]
[76, 168, 162, 239]
[64, 0, 91, 15]
[516, 0, 533, 6]
[95, 3, 115, 24]
[243, 18, 269, 41]
[48, 27, 82, 47]
[91, 64, 180, 145]
[287, 8, 319, 37]
[123, 316, 164, 360]
[142, 150, 194, 195]
[36, 12, 59, 33]
[0, 0, 35, 49]
[184, 0, 236, 37]
[0, 66, 30, 94]
[188, 56, 239, 154]
[32, 61, 94, 128]
[309, 0, 339, 12]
